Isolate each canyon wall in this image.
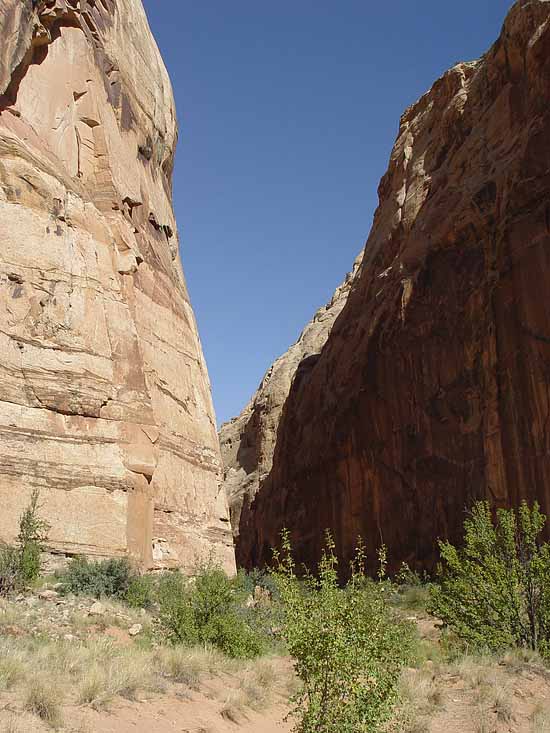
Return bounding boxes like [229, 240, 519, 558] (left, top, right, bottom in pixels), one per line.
[0, 0, 235, 573]
[220, 254, 362, 540]
[234, 0, 550, 572]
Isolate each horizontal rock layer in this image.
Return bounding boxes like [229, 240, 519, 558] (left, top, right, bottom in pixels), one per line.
[235, 0, 550, 572]
[0, 0, 235, 572]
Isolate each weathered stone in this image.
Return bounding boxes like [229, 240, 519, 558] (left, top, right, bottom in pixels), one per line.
[38, 589, 59, 601]
[235, 0, 550, 573]
[128, 622, 142, 636]
[220, 255, 362, 538]
[0, 1, 234, 573]
[89, 601, 105, 617]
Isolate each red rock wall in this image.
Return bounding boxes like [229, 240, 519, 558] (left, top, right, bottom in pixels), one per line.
[237, 0, 550, 572]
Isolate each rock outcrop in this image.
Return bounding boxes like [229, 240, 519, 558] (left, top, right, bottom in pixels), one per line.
[0, 0, 235, 573]
[220, 254, 362, 539]
[235, 0, 550, 572]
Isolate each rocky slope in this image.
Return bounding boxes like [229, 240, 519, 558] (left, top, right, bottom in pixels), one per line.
[220, 254, 362, 539]
[235, 0, 550, 571]
[0, 0, 234, 573]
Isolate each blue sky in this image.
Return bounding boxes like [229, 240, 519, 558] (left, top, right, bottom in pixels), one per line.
[143, 1, 512, 426]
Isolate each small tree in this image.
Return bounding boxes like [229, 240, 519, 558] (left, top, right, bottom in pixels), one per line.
[0, 489, 50, 595]
[271, 530, 413, 733]
[17, 488, 51, 585]
[429, 500, 550, 657]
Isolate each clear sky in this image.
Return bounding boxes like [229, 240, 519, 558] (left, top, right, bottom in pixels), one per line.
[142, 0, 512, 426]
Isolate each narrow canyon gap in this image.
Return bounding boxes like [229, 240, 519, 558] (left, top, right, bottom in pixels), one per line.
[224, 0, 550, 574]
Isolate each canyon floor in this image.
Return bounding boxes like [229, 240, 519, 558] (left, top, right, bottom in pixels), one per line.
[0, 589, 548, 732]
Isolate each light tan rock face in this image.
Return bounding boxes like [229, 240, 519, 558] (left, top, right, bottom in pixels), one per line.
[236, 0, 550, 573]
[220, 256, 362, 539]
[0, 0, 235, 573]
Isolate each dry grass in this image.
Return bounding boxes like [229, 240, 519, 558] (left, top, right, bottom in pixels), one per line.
[154, 645, 231, 689]
[399, 667, 444, 717]
[76, 648, 163, 709]
[0, 597, 297, 730]
[387, 638, 550, 733]
[220, 690, 248, 724]
[501, 646, 544, 672]
[24, 676, 63, 728]
[0, 602, 281, 721]
[0, 603, 22, 631]
[492, 682, 513, 723]
[533, 703, 550, 733]
[0, 647, 25, 690]
[238, 658, 279, 710]
[472, 704, 491, 733]
[2, 717, 20, 733]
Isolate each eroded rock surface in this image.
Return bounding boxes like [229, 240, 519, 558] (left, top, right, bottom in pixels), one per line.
[0, 0, 235, 573]
[236, 0, 550, 572]
[220, 255, 361, 539]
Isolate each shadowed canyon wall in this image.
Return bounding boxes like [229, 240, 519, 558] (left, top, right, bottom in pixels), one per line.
[0, 0, 235, 573]
[230, 0, 550, 573]
[220, 255, 362, 541]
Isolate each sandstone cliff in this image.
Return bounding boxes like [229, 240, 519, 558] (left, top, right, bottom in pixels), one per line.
[235, 0, 550, 572]
[0, 0, 235, 573]
[220, 254, 362, 539]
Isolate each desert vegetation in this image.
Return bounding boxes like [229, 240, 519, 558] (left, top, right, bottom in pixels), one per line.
[1, 495, 550, 731]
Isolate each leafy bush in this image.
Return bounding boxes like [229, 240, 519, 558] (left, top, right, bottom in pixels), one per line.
[156, 571, 199, 646]
[429, 501, 550, 658]
[156, 561, 267, 658]
[60, 557, 136, 599]
[125, 574, 156, 609]
[0, 490, 50, 596]
[193, 563, 234, 627]
[271, 530, 414, 733]
[17, 489, 50, 585]
[0, 544, 22, 596]
[202, 612, 265, 659]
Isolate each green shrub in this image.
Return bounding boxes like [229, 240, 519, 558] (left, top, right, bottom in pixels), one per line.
[17, 489, 50, 585]
[59, 556, 135, 599]
[193, 563, 233, 627]
[0, 544, 21, 596]
[156, 571, 199, 646]
[271, 530, 414, 733]
[202, 612, 265, 659]
[0, 490, 50, 596]
[429, 500, 550, 658]
[156, 562, 266, 659]
[125, 574, 156, 609]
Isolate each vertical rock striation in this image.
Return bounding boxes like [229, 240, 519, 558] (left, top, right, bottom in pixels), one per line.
[235, 0, 550, 572]
[0, 0, 235, 573]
